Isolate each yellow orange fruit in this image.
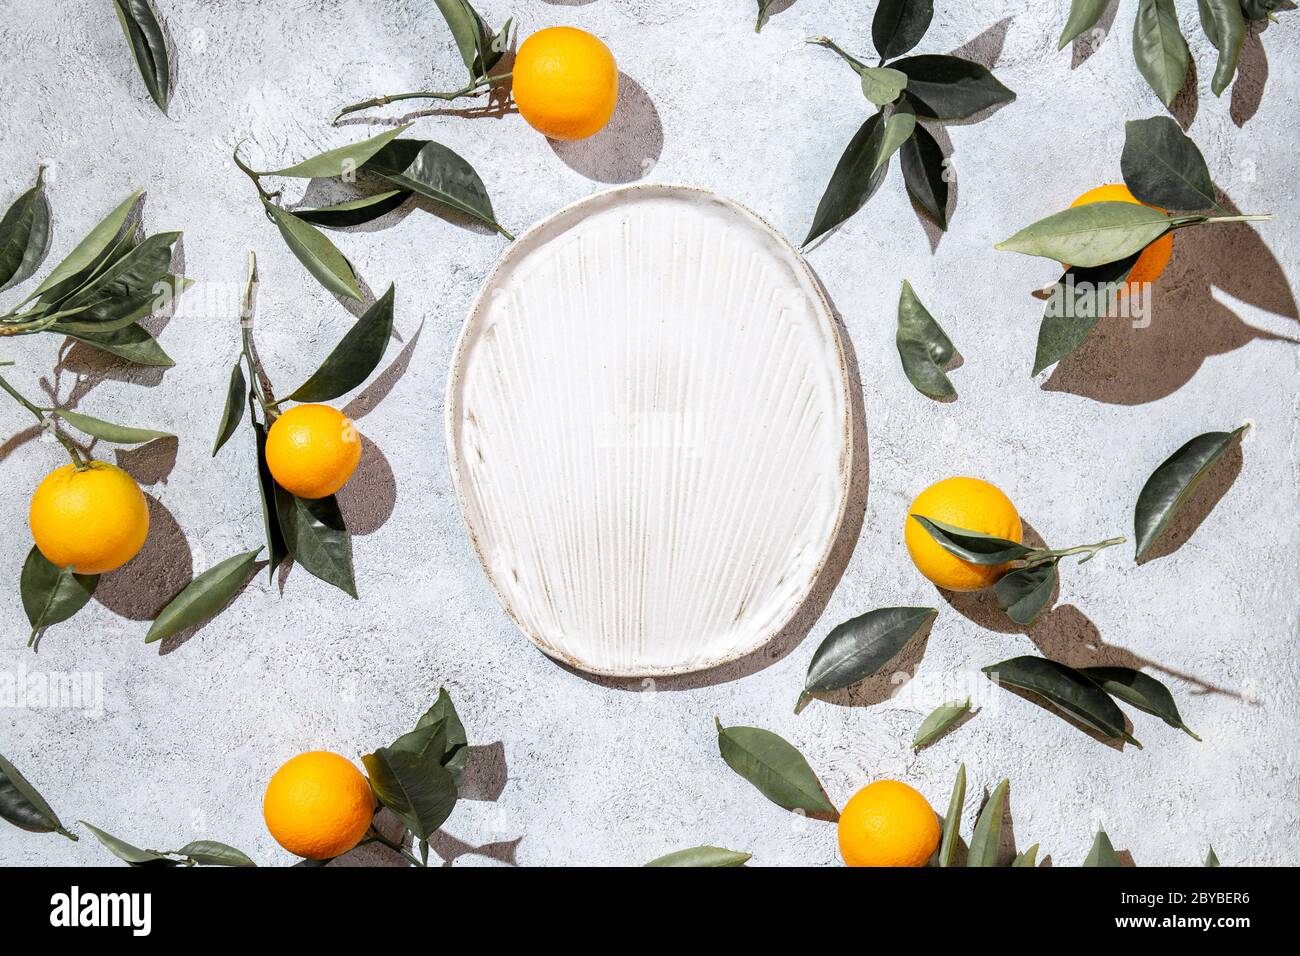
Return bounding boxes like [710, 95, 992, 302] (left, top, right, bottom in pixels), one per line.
[1069, 183, 1173, 291]
[29, 461, 149, 574]
[265, 404, 361, 499]
[263, 751, 375, 860]
[838, 780, 941, 867]
[512, 27, 619, 141]
[905, 476, 1023, 592]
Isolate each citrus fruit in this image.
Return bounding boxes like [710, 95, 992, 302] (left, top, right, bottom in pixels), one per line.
[905, 476, 1023, 592]
[265, 404, 361, 499]
[1069, 183, 1173, 292]
[263, 751, 375, 860]
[29, 461, 149, 574]
[512, 27, 619, 141]
[838, 780, 941, 867]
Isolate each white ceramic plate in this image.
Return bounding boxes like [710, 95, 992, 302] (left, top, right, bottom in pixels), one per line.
[446, 185, 853, 676]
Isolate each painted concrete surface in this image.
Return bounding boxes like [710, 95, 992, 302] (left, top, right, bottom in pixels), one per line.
[1, 1, 1296, 867]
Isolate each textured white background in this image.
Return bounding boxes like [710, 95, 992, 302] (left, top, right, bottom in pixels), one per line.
[1, 0, 1296, 867]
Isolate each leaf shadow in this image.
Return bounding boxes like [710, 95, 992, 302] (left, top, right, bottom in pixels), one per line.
[939, 16, 1015, 128]
[1069, 0, 1120, 69]
[114, 436, 178, 486]
[343, 320, 423, 421]
[1168, 57, 1199, 130]
[1136, 439, 1243, 565]
[548, 73, 664, 184]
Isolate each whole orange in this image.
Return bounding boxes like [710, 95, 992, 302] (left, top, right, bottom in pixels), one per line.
[1069, 183, 1173, 292]
[263, 751, 375, 860]
[512, 27, 619, 141]
[838, 780, 941, 867]
[29, 461, 149, 574]
[904, 476, 1023, 592]
[264, 404, 361, 499]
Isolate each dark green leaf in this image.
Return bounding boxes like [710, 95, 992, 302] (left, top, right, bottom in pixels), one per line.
[1058, 0, 1111, 49]
[145, 548, 262, 644]
[276, 488, 356, 597]
[362, 748, 456, 841]
[910, 515, 1034, 564]
[1198, 0, 1246, 95]
[364, 140, 508, 237]
[175, 840, 256, 867]
[110, 0, 171, 112]
[50, 409, 171, 444]
[798, 606, 937, 711]
[645, 846, 751, 867]
[54, 231, 181, 332]
[1083, 829, 1122, 866]
[295, 190, 411, 228]
[892, 54, 1016, 120]
[715, 718, 838, 820]
[260, 125, 413, 178]
[983, 656, 1140, 745]
[1241, 0, 1285, 18]
[993, 560, 1058, 625]
[1134, 426, 1245, 560]
[81, 821, 176, 866]
[1033, 253, 1142, 375]
[434, 0, 505, 78]
[287, 284, 395, 403]
[966, 778, 1008, 867]
[900, 122, 948, 229]
[0, 167, 51, 291]
[1133, 0, 1190, 106]
[938, 762, 964, 867]
[0, 753, 77, 839]
[912, 698, 971, 749]
[756, 0, 777, 32]
[896, 280, 956, 399]
[996, 201, 1196, 267]
[32, 191, 142, 300]
[263, 202, 362, 301]
[1204, 845, 1220, 866]
[414, 687, 469, 775]
[1081, 666, 1200, 740]
[62, 321, 174, 367]
[873, 0, 934, 60]
[212, 360, 246, 456]
[1013, 843, 1040, 867]
[1121, 116, 1217, 210]
[254, 421, 289, 581]
[860, 66, 909, 106]
[803, 112, 889, 247]
[20, 547, 98, 644]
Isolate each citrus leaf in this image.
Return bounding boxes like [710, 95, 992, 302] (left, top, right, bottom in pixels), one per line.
[287, 283, 395, 403]
[0, 753, 77, 840]
[62, 322, 174, 367]
[1242, 0, 1286, 18]
[50, 409, 171, 444]
[275, 488, 356, 598]
[263, 202, 362, 302]
[993, 560, 1058, 625]
[20, 547, 98, 644]
[996, 201, 1199, 267]
[860, 66, 909, 105]
[872, 0, 934, 60]
[145, 548, 262, 644]
[644, 846, 751, 867]
[260, 124, 413, 179]
[1080, 666, 1200, 740]
[212, 360, 246, 456]
[803, 111, 889, 247]
[1121, 116, 1217, 211]
[1197, 0, 1245, 95]
[872, 109, 916, 174]
[254, 421, 289, 581]
[0, 167, 51, 292]
[433, 0, 504, 78]
[966, 778, 1008, 867]
[110, 0, 171, 112]
[55, 233, 183, 333]
[175, 840, 256, 867]
[1083, 829, 1122, 866]
[389, 687, 469, 777]
[295, 190, 411, 228]
[715, 718, 838, 820]
[913, 699, 971, 750]
[896, 279, 956, 399]
[1033, 252, 1142, 375]
[900, 122, 948, 229]
[81, 822, 176, 866]
[1058, 0, 1110, 49]
[1133, 0, 1190, 106]
[892, 54, 1015, 119]
[32, 190, 142, 299]
[797, 606, 937, 711]
[1013, 843, 1040, 867]
[983, 656, 1140, 746]
[1204, 845, 1220, 867]
[909, 515, 1034, 564]
[362, 748, 456, 841]
[364, 139, 507, 237]
[1134, 426, 1246, 560]
[938, 762, 965, 867]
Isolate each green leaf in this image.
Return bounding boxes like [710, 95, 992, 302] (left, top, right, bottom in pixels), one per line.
[892, 54, 1016, 119]
[0, 167, 51, 292]
[966, 778, 1008, 867]
[389, 687, 469, 777]
[20, 547, 98, 644]
[175, 840, 256, 867]
[1241, 0, 1286, 19]
[254, 421, 289, 581]
[1083, 829, 1122, 866]
[983, 656, 1140, 746]
[860, 66, 908, 106]
[912, 699, 971, 750]
[31, 190, 142, 300]
[900, 122, 948, 229]
[1134, 426, 1246, 560]
[872, 109, 916, 174]
[263, 202, 363, 302]
[909, 515, 1034, 565]
[110, 0, 171, 112]
[212, 360, 246, 456]
[645, 846, 751, 867]
[1013, 843, 1040, 867]
[145, 548, 262, 644]
[0, 753, 77, 840]
[287, 284, 395, 403]
[62, 321, 174, 367]
[896, 280, 956, 399]
[433, 0, 505, 79]
[873, 0, 934, 60]
[1033, 253, 1142, 375]
[755, 0, 777, 32]
[81, 821, 176, 866]
[803, 112, 889, 247]
[364, 139, 508, 237]
[362, 748, 456, 841]
[1204, 845, 1220, 867]
[996, 201, 1196, 267]
[1133, 0, 1190, 107]
[55, 233, 184, 333]
[1058, 0, 1111, 49]
[993, 560, 1058, 625]
[797, 606, 937, 712]
[938, 763, 965, 867]
[715, 718, 838, 820]
[1197, 0, 1246, 95]
[1081, 667, 1200, 740]
[50, 409, 171, 444]
[1121, 116, 1217, 210]
[275, 488, 357, 597]
[260, 125, 413, 178]
[295, 190, 412, 228]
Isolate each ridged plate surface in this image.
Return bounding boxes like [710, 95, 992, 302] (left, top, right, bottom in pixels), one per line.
[446, 185, 852, 676]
